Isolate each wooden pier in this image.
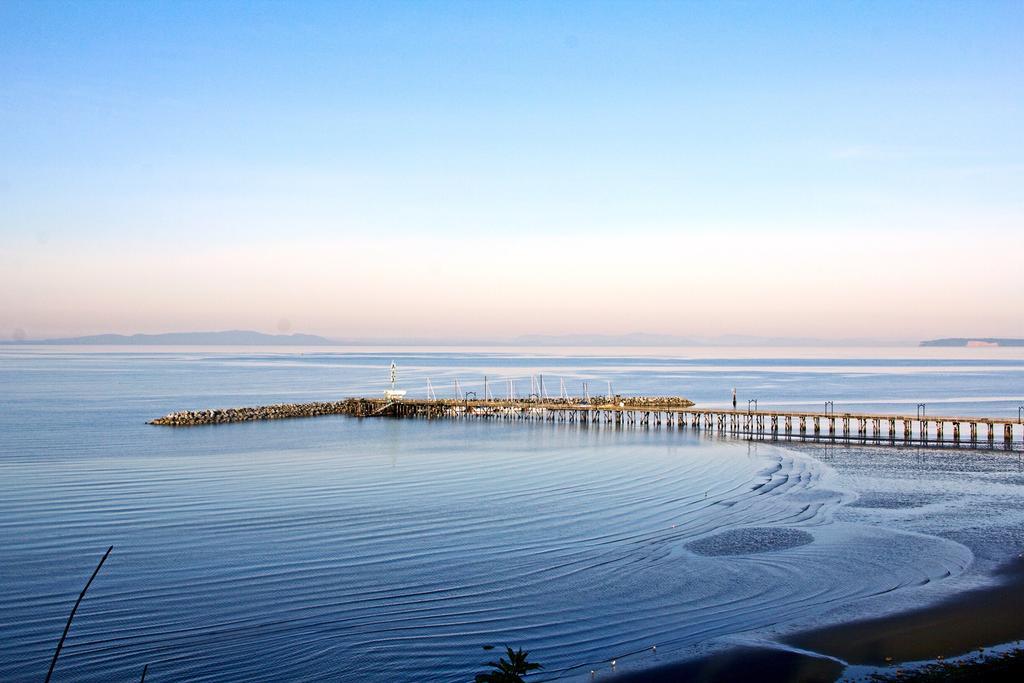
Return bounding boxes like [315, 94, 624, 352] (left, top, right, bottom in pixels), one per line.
[381, 399, 1023, 448]
[151, 397, 1024, 449]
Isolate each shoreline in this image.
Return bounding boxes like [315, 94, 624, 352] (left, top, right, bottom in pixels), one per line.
[617, 555, 1024, 682]
[785, 554, 1024, 667]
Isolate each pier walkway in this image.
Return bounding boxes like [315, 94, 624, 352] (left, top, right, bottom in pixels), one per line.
[151, 397, 1024, 449]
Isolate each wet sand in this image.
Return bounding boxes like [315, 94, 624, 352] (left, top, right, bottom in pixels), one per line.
[614, 646, 843, 682]
[785, 555, 1024, 666]
[618, 555, 1024, 682]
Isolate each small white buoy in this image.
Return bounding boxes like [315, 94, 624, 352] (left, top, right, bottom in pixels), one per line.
[611, 659, 616, 668]
[652, 645, 657, 653]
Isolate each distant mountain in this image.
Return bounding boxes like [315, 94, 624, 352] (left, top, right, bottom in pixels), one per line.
[6, 329, 917, 347]
[10, 330, 339, 345]
[514, 333, 700, 346]
[920, 338, 1024, 347]
[513, 333, 899, 347]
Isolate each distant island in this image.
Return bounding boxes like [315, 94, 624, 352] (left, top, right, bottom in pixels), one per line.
[920, 338, 1024, 347]
[6, 330, 339, 345]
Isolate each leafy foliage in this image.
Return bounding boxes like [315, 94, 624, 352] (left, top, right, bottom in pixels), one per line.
[474, 646, 542, 682]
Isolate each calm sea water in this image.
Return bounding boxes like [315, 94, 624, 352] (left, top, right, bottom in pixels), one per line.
[1, 346, 1023, 681]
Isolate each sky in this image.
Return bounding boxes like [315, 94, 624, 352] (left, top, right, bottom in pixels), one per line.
[1, 0, 1022, 342]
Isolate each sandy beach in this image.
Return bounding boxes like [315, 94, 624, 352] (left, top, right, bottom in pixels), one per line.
[786, 555, 1024, 667]
[617, 555, 1024, 681]
[614, 646, 843, 682]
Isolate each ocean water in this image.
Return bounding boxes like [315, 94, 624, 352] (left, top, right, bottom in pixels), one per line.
[1, 346, 1023, 681]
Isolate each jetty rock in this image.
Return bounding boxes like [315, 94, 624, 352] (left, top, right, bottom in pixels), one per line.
[149, 399, 384, 426]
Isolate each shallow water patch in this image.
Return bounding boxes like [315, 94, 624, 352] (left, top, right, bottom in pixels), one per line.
[686, 527, 814, 556]
[850, 491, 947, 509]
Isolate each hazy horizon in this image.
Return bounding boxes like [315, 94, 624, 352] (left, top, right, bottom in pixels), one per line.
[3, 1, 1022, 341]
[15, 327, 1024, 350]
[8, 327, 925, 346]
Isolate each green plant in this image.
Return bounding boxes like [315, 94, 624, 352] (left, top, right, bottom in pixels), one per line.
[474, 646, 542, 682]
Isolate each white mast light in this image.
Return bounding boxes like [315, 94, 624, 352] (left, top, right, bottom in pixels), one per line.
[384, 360, 407, 400]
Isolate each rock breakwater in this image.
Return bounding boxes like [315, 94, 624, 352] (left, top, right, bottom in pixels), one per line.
[619, 396, 695, 408]
[149, 398, 386, 426]
[149, 396, 697, 427]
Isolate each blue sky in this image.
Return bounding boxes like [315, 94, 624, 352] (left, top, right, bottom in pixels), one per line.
[1, 1, 1022, 340]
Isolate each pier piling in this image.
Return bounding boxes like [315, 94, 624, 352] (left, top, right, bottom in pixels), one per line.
[149, 397, 1024, 450]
